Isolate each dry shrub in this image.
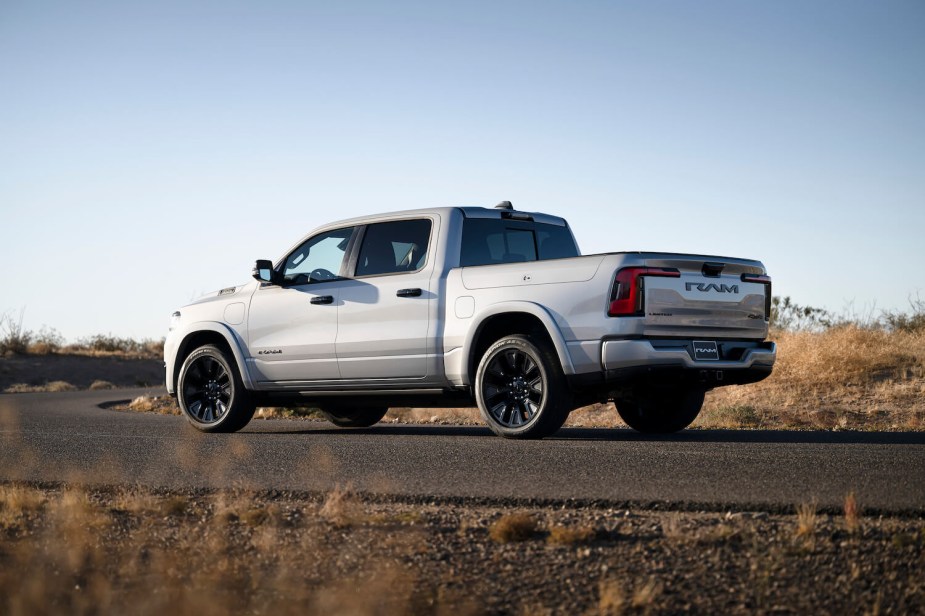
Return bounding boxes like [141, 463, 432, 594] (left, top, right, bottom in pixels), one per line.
[547, 524, 596, 545]
[0, 484, 46, 529]
[597, 578, 626, 615]
[320, 485, 364, 528]
[89, 380, 116, 390]
[4, 381, 77, 393]
[631, 578, 663, 610]
[795, 501, 817, 543]
[489, 513, 537, 543]
[127, 395, 180, 415]
[844, 492, 861, 534]
[660, 512, 685, 541]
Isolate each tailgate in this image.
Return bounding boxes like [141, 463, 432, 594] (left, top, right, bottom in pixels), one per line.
[640, 257, 770, 338]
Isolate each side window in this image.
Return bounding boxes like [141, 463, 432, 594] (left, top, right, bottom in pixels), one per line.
[282, 226, 355, 284]
[460, 219, 537, 266]
[536, 224, 579, 260]
[460, 219, 579, 266]
[356, 219, 432, 277]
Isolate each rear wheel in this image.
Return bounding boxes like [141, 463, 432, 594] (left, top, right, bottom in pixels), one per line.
[320, 406, 389, 428]
[177, 344, 256, 433]
[475, 335, 571, 439]
[614, 388, 705, 434]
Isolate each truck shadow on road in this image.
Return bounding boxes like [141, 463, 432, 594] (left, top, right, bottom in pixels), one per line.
[247, 423, 925, 445]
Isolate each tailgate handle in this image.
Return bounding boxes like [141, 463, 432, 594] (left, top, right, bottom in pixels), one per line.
[310, 295, 334, 305]
[702, 262, 725, 277]
[397, 288, 422, 298]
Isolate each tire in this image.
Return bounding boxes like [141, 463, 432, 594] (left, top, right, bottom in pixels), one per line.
[474, 335, 571, 439]
[614, 388, 705, 434]
[177, 344, 256, 433]
[320, 406, 389, 428]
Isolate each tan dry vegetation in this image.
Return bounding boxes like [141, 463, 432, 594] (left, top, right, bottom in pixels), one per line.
[489, 512, 538, 543]
[4, 380, 78, 393]
[696, 326, 925, 430]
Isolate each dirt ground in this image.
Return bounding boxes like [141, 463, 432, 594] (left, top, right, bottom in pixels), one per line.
[0, 355, 163, 392]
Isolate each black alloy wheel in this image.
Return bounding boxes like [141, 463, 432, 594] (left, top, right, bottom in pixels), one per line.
[177, 344, 256, 433]
[475, 335, 571, 439]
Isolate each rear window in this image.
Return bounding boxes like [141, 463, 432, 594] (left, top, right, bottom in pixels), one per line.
[460, 219, 578, 267]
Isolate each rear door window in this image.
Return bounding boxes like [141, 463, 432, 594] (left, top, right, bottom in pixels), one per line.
[355, 219, 432, 277]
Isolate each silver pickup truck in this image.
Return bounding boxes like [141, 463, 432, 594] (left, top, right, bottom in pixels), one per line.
[165, 202, 775, 438]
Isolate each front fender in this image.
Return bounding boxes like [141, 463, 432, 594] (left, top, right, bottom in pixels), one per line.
[165, 321, 253, 394]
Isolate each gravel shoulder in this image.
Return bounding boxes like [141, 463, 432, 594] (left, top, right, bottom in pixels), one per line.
[1, 482, 923, 615]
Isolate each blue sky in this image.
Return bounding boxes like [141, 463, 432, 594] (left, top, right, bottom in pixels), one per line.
[2, 0, 923, 340]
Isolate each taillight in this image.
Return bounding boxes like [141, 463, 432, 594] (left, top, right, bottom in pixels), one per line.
[741, 273, 772, 321]
[608, 267, 680, 317]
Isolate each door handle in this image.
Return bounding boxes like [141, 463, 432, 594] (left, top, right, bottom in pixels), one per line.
[396, 288, 422, 298]
[310, 295, 334, 305]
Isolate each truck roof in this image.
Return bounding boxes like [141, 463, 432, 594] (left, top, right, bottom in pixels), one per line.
[312, 205, 569, 231]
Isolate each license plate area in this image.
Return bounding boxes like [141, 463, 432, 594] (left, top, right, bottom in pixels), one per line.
[692, 340, 719, 361]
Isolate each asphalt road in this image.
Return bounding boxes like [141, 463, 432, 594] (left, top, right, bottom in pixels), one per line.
[2, 388, 924, 513]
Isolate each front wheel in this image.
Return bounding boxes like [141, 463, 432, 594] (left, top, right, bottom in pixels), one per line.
[320, 406, 389, 428]
[475, 335, 571, 439]
[177, 344, 256, 433]
[614, 388, 705, 434]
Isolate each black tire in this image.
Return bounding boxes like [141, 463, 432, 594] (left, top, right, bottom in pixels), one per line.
[177, 344, 256, 433]
[320, 406, 389, 428]
[614, 388, 705, 434]
[474, 335, 571, 439]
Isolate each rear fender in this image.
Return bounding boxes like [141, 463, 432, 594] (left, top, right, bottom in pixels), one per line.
[456, 302, 576, 386]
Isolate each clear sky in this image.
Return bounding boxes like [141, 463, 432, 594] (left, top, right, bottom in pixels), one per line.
[2, 0, 923, 341]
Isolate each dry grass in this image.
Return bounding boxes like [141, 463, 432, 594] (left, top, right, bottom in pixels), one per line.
[696, 327, 925, 431]
[597, 579, 626, 615]
[319, 484, 364, 528]
[546, 524, 597, 545]
[489, 512, 538, 543]
[126, 395, 180, 415]
[89, 380, 116, 390]
[795, 501, 818, 547]
[4, 380, 78, 393]
[844, 492, 861, 534]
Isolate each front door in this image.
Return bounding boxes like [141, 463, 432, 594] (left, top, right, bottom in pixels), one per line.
[246, 226, 355, 385]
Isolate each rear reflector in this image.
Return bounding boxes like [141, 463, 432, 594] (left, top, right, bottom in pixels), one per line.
[608, 267, 680, 317]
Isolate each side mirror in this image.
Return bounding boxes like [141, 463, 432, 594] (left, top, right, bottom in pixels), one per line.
[252, 259, 278, 284]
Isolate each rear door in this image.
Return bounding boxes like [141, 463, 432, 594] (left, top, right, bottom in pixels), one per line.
[335, 218, 435, 380]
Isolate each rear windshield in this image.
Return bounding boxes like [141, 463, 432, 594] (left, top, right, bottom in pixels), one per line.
[460, 218, 579, 267]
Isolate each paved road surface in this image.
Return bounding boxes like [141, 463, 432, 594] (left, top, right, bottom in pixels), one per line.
[2, 389, 923, 513]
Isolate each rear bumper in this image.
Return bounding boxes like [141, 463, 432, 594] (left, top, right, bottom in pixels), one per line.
[602, 339, 776, 373]
[568, 338, 776, 395]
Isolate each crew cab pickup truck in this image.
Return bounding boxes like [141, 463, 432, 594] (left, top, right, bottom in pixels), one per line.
[165, 202, 775, 438]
